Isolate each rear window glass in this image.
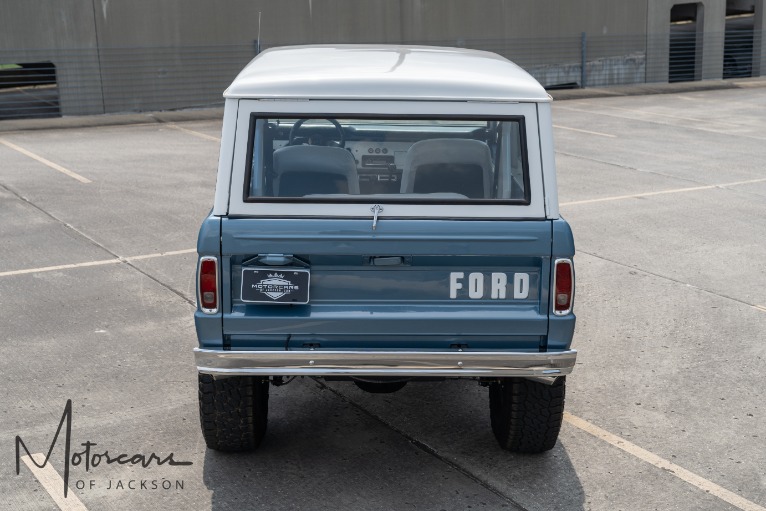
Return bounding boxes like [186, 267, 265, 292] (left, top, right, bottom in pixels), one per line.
[245, 116, 530, 204]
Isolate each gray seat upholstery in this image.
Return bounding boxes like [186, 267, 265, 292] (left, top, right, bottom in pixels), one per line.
[400, 139, 493, 198]
[273, 145, 360, 197]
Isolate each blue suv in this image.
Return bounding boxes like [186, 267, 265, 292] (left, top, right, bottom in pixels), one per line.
[194, 45, 577, 454]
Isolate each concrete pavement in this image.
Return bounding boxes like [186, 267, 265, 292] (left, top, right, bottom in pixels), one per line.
[1, 86, 764, 510]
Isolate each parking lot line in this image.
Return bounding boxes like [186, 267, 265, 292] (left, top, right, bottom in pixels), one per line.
[21, 453, 88, 511]
[561, 177, 766, 206]
[0, 248, 196, 278]
[556, 105, 766, 140]
[0, 138, 92, 184]
[589, 104, 743, 128]
[0, 258, 121, 277]
[564, 413, 765, 511]
[553, 124, 616, 138]
[124, 247, 197, 261]
[167, 123, 221, 142]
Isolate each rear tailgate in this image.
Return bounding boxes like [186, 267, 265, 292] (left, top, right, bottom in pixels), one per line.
[221, 218, 551, 351]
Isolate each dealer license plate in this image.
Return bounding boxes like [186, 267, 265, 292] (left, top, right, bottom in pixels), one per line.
[241, 268, 310, 304]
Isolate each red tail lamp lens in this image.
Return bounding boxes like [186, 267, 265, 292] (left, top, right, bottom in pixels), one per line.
[199, 258, 218, 312]
[553, 259, 573, 315]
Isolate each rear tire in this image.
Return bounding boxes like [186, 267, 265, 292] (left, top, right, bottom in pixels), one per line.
[489, 376, 565, 453]
[198, 373, 269, 452]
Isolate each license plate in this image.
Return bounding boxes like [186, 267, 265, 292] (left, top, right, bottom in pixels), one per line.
[241, 268, 310, 304]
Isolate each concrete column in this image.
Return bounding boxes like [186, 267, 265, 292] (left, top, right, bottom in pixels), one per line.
[646, 1, 672, 83]
[701, 0, 726, 79]
[753, 0, 766, 76]
[647, 0, 727, 82]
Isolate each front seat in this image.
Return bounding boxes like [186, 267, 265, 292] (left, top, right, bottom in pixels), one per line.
[272, 145, 359, 197]
[400, 139, 493, 198]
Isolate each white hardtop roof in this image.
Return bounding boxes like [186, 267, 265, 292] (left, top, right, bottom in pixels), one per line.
[224, 45, 550, 103]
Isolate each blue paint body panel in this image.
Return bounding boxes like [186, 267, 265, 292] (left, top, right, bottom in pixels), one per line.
[552, 218, 576, 258]
[197, 214, 220, 255]
[222, 218, 551, 350]
[196, 214, 222, 348]
[194, 215, 576, 354]
[547, 217, 576, 349]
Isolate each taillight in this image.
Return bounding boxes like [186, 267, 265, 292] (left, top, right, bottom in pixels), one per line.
[553, 259, 574, 316]
[198, 256, 219, 314]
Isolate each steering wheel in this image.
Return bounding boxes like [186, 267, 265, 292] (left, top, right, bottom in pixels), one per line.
[288, 118, 345, 147]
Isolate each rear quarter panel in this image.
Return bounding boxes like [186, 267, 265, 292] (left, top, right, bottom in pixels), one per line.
[547, 218, 576, 350]
[195, 214, 222, 348]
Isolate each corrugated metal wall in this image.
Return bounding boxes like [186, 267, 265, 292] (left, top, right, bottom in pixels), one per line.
[0, 1, 763, 118]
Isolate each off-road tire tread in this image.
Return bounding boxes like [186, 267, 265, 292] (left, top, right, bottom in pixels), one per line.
[489, 376, 565, 453]
[198, 374, 269, 452]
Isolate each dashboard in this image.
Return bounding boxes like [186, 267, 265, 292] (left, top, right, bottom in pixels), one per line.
[346, 141, 411, 192]
[270, 121, 490, 194]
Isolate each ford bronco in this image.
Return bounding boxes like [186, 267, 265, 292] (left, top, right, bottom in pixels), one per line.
[194, 45, 577, 454]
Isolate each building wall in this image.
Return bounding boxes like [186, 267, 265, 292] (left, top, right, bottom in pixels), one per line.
[646, 0, 766, 82]
[87, 0, 648, 47]
[1, 0, 649, 51]
[0, 1, 104, 114]
[4, 1, 760, 115]
[647, 0, 727, 82]
[0, 0, 651, 114]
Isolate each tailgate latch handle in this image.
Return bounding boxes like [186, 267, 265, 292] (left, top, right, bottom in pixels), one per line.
[370, 204, 383, 231]
[370, 256, 404, 266]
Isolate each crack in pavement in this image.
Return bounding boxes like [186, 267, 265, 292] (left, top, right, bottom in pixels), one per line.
[313, 378, 529, 511]
[556, 150, 724, 187]
[0, 182, 195, 308]
[579, 250, 765, 313]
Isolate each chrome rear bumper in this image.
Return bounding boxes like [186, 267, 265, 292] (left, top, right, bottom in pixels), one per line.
[194, 348, 577, 378]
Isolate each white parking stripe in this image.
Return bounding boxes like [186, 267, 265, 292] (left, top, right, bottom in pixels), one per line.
[561, 177, 766, 206]
[564, 413, 766, 511]
[592, 104, 742, 128]
[167, 123, 221, 142]
[124, 247, 197, 261]
[556, 105, 766, 140]
[0, 259, 121, 277]
[0, 248, 196, 278]
[553, 125, 616, 138]
[21, 453, 88, 511]
[0, 138, 92, 184]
